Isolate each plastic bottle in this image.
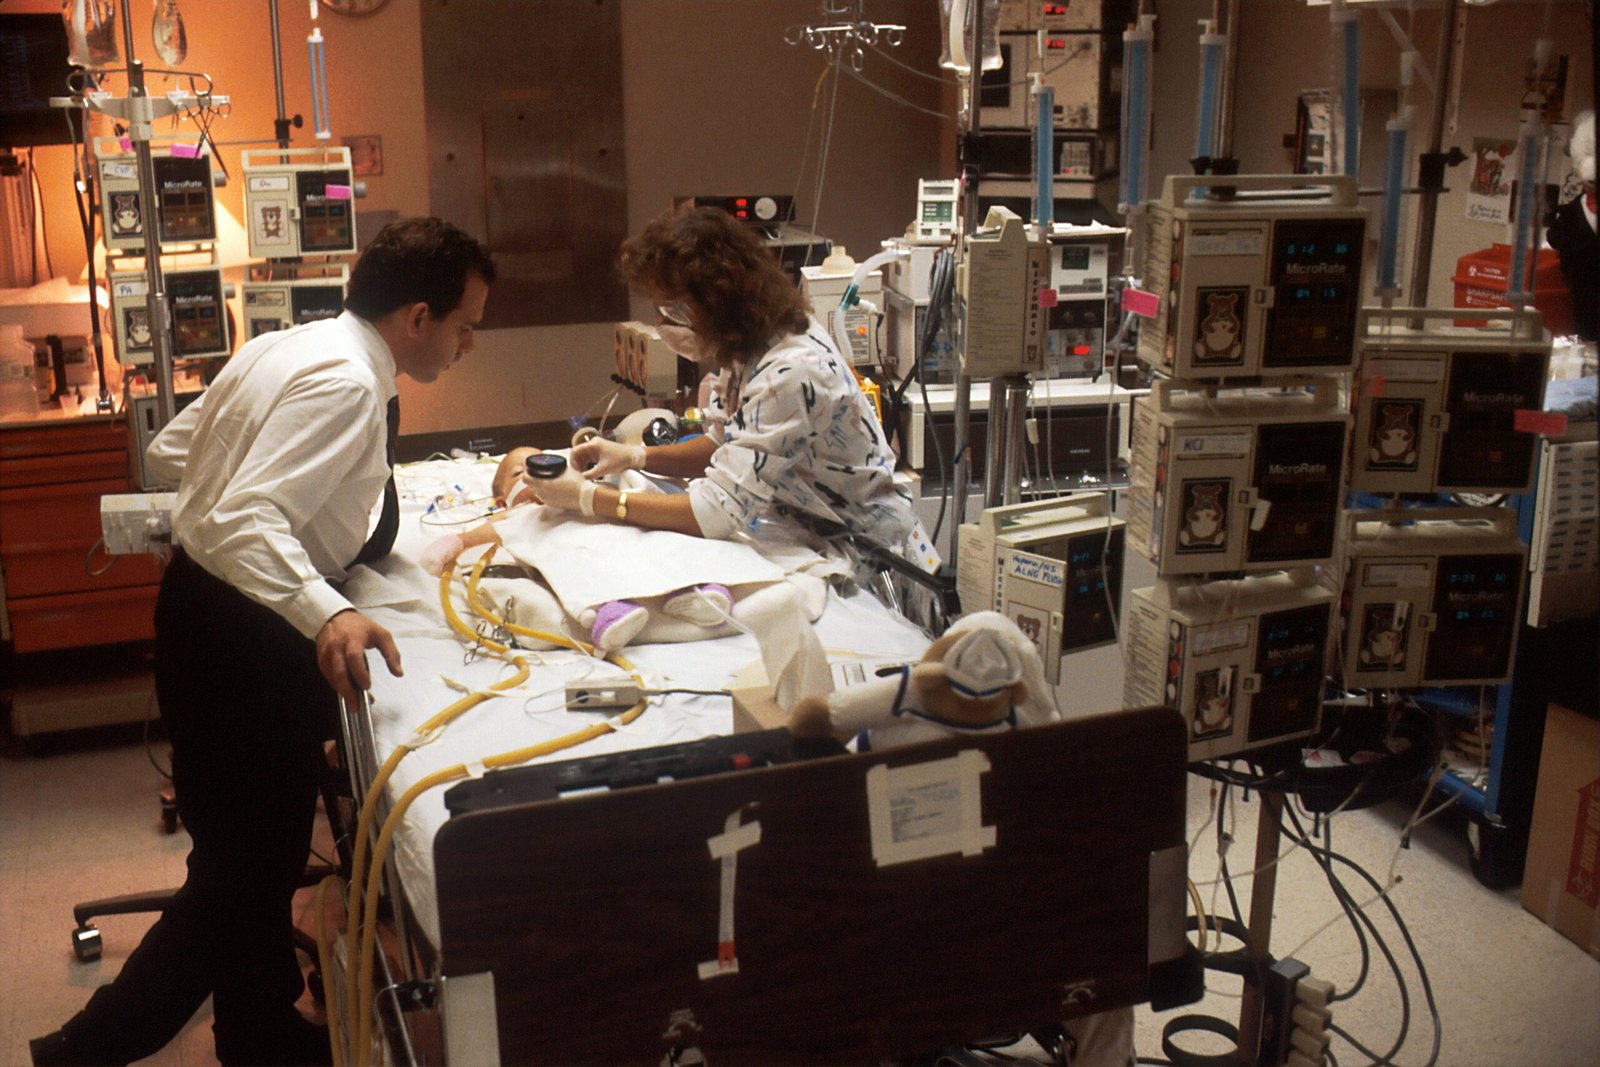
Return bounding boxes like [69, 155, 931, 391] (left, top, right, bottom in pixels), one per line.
[0, 325, 41, 422]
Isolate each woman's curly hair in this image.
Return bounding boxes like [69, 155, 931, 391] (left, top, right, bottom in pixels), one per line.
[618, 206, 811, 365]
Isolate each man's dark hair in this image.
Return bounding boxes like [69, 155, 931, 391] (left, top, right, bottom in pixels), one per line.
[344, 217, 496, 321]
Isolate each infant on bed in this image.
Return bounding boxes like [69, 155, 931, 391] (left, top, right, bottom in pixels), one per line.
[427, 473, 847, 652]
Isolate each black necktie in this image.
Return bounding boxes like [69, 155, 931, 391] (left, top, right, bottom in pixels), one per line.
[352, 395, 400, 567]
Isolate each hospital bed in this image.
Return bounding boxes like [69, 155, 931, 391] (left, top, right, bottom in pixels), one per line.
[332, 455, 1197, 1065]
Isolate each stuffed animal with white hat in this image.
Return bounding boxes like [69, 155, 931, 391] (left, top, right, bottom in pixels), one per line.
[788, 611, 1059, 750]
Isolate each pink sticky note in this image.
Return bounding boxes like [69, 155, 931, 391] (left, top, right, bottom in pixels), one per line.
[1037, 288, 1059, 308]
[1514, 409, 1567, 436]
[118, 137, 133, 151]
[325, 184, 353, 200]
[1122, 287, 1160, 318]
[169, 143, 199, 158]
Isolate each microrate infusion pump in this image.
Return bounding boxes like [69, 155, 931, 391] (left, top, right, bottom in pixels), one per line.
[242, 146, 359, 259]
[1126, 379, 1350, 577]
[1329, 508, 1528, 689]
[242, 263, 349, 338]
[97, 139, 219, 252]
[1139, 175, 1366, 381]
[109, 262, 230, 362]
[1124, 569, 1334, 762]
[1350, 307, 1550, 496]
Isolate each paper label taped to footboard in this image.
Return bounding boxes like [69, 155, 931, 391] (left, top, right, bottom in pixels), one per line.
[440, 971, 501, 1066]
[867, 749, 995, 867]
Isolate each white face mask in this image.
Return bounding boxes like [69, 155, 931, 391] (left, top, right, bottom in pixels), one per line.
[657, 323, 709, 363]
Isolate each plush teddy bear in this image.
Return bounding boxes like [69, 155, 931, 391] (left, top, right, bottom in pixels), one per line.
[788, 611, 1057, 751]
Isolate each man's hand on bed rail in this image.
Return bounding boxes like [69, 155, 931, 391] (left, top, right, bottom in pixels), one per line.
[317, 608, 403, 707]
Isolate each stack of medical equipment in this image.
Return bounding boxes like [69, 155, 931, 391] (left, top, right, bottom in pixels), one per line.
[100, 135, 230, 367]
[239, 146, 358, 338]
[1124, 174, 1366, 760]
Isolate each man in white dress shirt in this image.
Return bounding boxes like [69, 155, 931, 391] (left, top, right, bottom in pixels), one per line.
[31, 218, 494, 1066]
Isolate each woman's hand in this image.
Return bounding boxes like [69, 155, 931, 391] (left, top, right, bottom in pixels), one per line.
[571, 437, 646, 479]
[520, 464, 587, 512]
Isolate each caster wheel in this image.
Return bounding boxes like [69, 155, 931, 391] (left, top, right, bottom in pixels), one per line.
[72, 925, 102, 962]
[1468, 818, 1522, 890]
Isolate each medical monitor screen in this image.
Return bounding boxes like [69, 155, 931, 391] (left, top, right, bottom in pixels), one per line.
[291, 284, 345, 324]
[0, 15, 75, 148]
[1248, 604, 1328, 743]
[296, 170, 355, 253]
[1424, 553, 1521, 681]
[1263, 218, 1364, 368]
[153, 155, 216, 243]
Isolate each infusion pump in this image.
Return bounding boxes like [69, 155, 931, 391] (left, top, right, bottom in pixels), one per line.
[1350, 307, 1550, 495]
[1126, 379, 1350, 577]
[1329, 507, 1528, 689]
[956, 493, 1125, 685]
[242, 147, 359, 259]
[1138, 175, 1366, 381]
[108, 259, 231, 364]
[957, 206, 1050, 377]
[242, 264, 348, 338]
[96, 138, 219, 252]
[1124, 570, 1334, 762]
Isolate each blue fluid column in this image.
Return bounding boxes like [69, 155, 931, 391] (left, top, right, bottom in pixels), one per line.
[1119, 15, 1155, 210]
[1507, 121, 1545, 300]
[1194, 23, 1225, 162]
[307, 26, 330, 140]
[1034, 84, 1054, 229]
[1376, 115, 1410, 295]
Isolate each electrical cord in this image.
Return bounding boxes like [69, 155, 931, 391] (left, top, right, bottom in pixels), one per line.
[841, 65, 952, 120]
[1279, 806, 1443, 1067]
[27, 149, 55, 281]
[810, 54, 844, 235]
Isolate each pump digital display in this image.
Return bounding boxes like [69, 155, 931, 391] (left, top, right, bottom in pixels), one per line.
[1264, 218, 1364, 368]
[1247, 604, 1328, 743]
[166, 271, 227, 356]
[1059, 245, 1092, 271]
[1247, 421, 1345, 563]
[1437, 350, 1543, 489]
[153, 155, 216, 243]
[296, 169, 355, 253]
[1423, 553, 1522, 681]
[1061, 526, 1124, 651]
[291, 284, 345, 324]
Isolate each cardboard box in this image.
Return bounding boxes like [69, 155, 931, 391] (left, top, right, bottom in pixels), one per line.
[1520, 702, 1600, 959]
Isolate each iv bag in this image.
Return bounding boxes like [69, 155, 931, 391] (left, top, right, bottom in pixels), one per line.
[62, 0, 119, 68]
[938, 0, 1002, 73]
[152, 0, 188, 66]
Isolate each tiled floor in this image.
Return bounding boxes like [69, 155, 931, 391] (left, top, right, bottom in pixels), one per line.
[3, 725, 1597, 1066]
[2, 729, 329, 1067]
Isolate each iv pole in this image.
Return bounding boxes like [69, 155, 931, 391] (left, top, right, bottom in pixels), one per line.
[53, 0, 229, 431]
[119, 0, 178, 428]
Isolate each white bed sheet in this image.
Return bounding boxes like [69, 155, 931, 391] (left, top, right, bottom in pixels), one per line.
[344, 458, 932, 948]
